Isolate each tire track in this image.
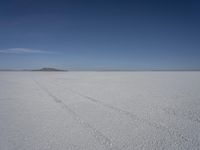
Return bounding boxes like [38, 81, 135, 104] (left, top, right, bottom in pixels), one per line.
[50, 82, 191, 147]
[32, 79, 116, 150]
[65, 86, 200, 149]
[0, 98, 15, 101]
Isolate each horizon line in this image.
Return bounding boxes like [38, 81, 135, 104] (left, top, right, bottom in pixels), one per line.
[0, 68, 200, 72]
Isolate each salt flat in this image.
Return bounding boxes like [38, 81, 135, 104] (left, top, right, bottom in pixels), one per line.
[0, 71, 200, 150]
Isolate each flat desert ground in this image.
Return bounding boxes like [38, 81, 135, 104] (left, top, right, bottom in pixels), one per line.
[0, 71, 200, 150]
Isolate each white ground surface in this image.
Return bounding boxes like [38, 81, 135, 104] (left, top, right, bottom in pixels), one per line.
[0, 71, 200, 150]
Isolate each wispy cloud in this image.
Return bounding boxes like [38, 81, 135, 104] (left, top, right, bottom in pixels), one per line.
[0, 48, 55, 54]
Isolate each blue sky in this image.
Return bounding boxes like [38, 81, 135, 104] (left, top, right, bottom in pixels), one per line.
[0, 0, 200, 70]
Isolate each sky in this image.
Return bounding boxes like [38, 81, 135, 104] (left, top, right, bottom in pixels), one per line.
[0, 0, 200, 70]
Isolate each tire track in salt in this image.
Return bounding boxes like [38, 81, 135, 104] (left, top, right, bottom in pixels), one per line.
[0, 98, 15, 101]
[32, 79, 116, 150]
[54, 84, 191, 147]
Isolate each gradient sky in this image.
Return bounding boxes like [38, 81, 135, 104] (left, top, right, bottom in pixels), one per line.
[0, 0, 200, 70]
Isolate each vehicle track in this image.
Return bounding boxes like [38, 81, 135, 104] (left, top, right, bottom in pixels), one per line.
[0, 98, 14, 101]
[32, 79, 117, 150]
[50, 80, 192, 148]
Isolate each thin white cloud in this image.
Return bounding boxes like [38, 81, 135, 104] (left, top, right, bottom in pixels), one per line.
[0, 48, 55, 54]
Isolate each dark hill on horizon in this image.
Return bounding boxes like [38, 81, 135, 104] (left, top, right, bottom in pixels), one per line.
[31, 68, 67, 71]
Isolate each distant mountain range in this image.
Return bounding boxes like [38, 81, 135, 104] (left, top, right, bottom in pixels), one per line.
[31, 68, 67, 71]
[0, 68, 67, 71]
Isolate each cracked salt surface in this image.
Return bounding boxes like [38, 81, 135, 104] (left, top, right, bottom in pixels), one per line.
[0, 71, 200, 150]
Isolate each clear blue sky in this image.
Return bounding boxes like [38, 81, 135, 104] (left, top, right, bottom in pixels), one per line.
[0, 0, 200, 70]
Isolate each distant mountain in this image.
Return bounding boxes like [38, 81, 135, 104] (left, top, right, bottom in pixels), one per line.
[32, 68, 67, 71]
